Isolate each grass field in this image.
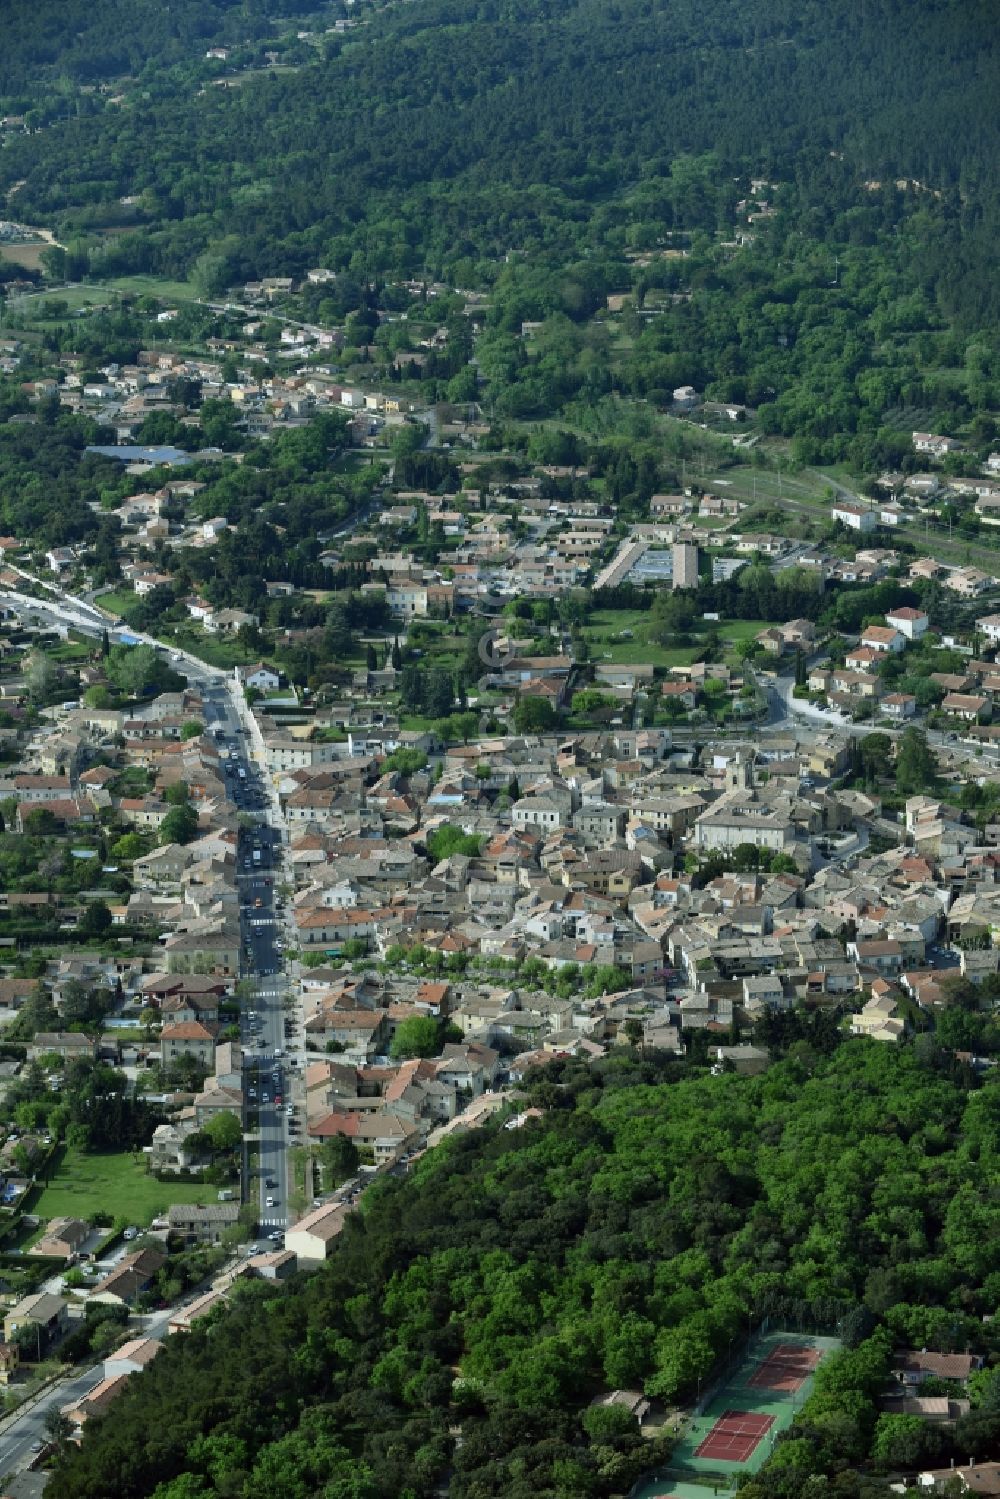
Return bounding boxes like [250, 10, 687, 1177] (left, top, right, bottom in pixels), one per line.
[94, 589, 136, 618]
[6, 284, 114, 316]
[32, 1147, 212, 1227]
[715, 620, 774, 642]
[582, 608, 777, 669]
[104, 274, 202, 302]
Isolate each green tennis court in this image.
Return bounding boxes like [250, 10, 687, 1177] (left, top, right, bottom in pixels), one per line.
[633, 1331, 841, 1498]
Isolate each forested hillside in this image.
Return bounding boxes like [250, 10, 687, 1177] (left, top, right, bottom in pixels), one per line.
[47, 1043, 1000, 1499]
[3, 0, 998, 323]
[0, 0, 328, 96]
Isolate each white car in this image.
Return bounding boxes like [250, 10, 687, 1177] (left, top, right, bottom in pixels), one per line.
[265, 1195, 276, 1208]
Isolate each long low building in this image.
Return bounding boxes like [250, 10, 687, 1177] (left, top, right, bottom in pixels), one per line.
[284, 1202, 351, 1264]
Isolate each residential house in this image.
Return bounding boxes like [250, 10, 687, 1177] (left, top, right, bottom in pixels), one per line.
[34, 1217, 89, 1261]
[284, 1202, 350, 1264]
[90, 1248, 167, 1306]
[831, 502, 876, 532]
[4, 1293, 70, 1351]
[885, 607, 929, 641]
[883, 693, 917, 720]
[167, 1201, 240, 1246]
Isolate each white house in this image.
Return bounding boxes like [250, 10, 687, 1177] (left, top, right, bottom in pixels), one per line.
[976, 613, 1000, 646]
[237, 662, 280, 692]
[912, 432, 962, 457]
[885, 607, 929, 641]
[831, 502, 876, 533]
[860, 625, 905, 655]
[284, 1202, 349, 1264]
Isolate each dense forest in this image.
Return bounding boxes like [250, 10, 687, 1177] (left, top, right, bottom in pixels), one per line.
[0, 0, 330, 98]
[3, 0, 997, 319]
[45, 1043, 1000, 1498]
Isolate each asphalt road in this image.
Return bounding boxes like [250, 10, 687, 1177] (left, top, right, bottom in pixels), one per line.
[196, 682, 298, 1244]
[0, 1300, 195, 1477]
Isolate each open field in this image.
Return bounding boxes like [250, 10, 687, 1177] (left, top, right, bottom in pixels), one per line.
[5, 284, 115, 316]
[94, 589, 135, 618]
[31, 1147, 212, 1226]
[583, 608, 777, 668]
[0, 242, 48, 270]
[103, 274, 202, 302]
[707, 466, 826, 508]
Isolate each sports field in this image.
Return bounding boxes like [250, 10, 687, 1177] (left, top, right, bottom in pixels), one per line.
[694, 1409, 773, 1464]
[633, 1331, 840, 1499]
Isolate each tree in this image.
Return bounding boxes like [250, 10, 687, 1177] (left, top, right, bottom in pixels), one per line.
[106, 644, 171, 700]
[895, 727, 937, 795]
[859, 732, 893, 783]
[78, 901, 112, 939]
[25, 807, 59, 837]
[381, 748, 427, 775]
[320, 1133, 360, 1186]
[513, 697, 559, 734]
[111, 832, 147, 861]
[24, 649, 58, 703]
[204, 1111, 242, 1153]
[44, 1408, 74, 1448]
[180, 720, 204, 741]
[390, 1015, 441, 1059]
[872, 1413, 943, 1470]
[159, 803, 199, 846]
[426, 824, 483, 862]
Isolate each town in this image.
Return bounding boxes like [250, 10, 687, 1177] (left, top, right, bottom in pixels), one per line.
[0, 293, 996, 1481]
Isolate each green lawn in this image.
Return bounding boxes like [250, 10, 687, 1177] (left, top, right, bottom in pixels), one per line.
[103, 274, 202, 303]
[593, 639, 700, 667]
[715, 619, 776, 641]
[94, 589, 136, 618]
[6, 285, 115, 317]
[32, 1147, 213, 1227]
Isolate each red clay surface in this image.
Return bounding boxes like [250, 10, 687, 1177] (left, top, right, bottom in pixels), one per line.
[694, 1409, 774, 1463]
[747, 1343, 822, 1393]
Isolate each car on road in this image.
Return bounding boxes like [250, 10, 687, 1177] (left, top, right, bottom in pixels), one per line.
[268, 1230, 283, 1242]
[265, 1177, 277, 1187]
[265, 1195, 276, 1208]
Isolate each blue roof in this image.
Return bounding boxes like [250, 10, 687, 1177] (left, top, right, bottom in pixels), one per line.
[85, 445, 192, 465]
[113, 630, 144, 646]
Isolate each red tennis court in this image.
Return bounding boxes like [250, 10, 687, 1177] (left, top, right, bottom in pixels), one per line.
[747, 1343, 822, 1393]
[694, 1409, 774, 1463]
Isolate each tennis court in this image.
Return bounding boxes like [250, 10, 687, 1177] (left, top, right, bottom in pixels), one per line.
[632, 1330, 841, 1499]
[747, 1342, 822, 1393]
[694, 1409, 774, 1463]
